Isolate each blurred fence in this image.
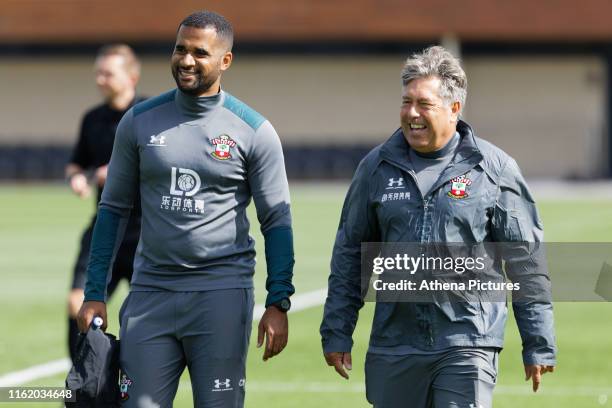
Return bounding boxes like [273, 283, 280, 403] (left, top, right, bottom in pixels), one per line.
[0, 145, 373, 180]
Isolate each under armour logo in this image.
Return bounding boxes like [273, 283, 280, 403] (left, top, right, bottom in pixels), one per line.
[147, 135, 166, 146]
[469, 404, 484, 408]
[386, 177, 405, 189]
[214, 379, 231, 389]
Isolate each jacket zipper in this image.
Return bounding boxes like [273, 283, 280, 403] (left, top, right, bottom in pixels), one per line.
[407, 168, 435, 347]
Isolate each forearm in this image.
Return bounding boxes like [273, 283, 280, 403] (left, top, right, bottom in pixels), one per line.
[505, 247, 556, 365]
[320, 161, 375, 354]
[83, 207, 129, 302]
[321, 279, 363, 352]
[513, 301, 557, 366]
[263, 226, 295, 307]
[320, 244, 364, 353]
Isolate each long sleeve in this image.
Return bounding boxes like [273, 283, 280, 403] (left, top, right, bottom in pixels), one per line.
[320, 160, 379, 353]
[492, 157, 557, 366]
[247, 120, 294, 307]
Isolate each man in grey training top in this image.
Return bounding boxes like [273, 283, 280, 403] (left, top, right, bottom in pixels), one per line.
[77, 11, 295, 407]
[320, 46, 556, 407]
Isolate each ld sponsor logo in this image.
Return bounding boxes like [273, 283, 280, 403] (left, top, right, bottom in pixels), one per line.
[160, 167, 204, 214]
[170, 167, 200, 197]
[381, 191, 410, 202]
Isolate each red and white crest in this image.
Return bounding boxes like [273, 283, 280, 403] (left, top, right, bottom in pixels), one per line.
[210, 134, 237, 160]
[120, 373, 133, 401]
[447, 174, 472, 199]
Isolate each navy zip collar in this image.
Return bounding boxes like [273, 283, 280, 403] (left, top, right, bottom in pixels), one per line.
[379, 120, 484, 197]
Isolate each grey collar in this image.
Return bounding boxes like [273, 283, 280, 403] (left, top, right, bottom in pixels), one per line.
[175, 88, 225, 119]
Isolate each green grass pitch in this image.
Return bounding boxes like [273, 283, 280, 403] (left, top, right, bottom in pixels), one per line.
[0, 183, 611, 407]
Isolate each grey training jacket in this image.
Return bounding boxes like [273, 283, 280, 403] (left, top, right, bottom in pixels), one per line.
[98, 89, 291, 293]
[320, 120, 556, 366]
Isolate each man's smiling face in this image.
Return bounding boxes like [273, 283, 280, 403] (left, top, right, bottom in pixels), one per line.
[171, 25, 232, 96]
[400, 76, 460, 153]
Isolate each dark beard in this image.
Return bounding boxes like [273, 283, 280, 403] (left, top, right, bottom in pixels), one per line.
[171, 67, 218, 96]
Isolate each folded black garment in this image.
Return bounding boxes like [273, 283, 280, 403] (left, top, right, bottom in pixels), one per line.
[65, 323, 120, 407]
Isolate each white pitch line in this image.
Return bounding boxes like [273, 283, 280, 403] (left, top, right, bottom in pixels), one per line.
[0, 288, 328, 387]
[253, 288, 327, 320]
[0, 359, 72, 387]
[494, 385, 612, 397]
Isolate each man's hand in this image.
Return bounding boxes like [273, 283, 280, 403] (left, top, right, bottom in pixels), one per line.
[94, 165, 108, 187]
[67, 288, 84, 319]
[69, 173, 91, 198]
[257, 306, 288, 361]
[76, 301, 107, 333]
[525, 364, 555, 392]
[324, 352, 352, 379]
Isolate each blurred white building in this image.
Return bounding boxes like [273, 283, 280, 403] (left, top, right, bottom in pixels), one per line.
[1, 0, 610, 179]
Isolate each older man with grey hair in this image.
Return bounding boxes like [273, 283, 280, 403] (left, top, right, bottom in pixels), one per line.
[320, 46, 556, 407]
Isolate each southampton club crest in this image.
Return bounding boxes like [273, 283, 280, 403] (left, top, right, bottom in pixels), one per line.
[447, 174, 472, 199]
[120, 373, 133, 401]
[210, 134, 237, 160]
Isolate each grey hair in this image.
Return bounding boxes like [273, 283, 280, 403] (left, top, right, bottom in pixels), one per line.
[401, 45, 467, 108]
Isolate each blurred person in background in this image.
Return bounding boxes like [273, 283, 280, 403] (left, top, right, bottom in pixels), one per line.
[65, 44, 144, 363]
[77, 10, 294, 407]
[320, 46, 556, 407]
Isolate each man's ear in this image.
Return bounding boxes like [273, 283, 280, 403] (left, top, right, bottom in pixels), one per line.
[450, 101, 461, 122]
[221, 51, 233, 72]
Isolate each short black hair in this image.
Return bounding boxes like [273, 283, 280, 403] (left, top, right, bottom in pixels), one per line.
[179, 10, 234, 51]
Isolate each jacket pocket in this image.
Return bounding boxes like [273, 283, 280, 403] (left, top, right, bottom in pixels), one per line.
[437, 301, 484, 332]
[371, 302, 403, 344]
[493, 204, 525, 241]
